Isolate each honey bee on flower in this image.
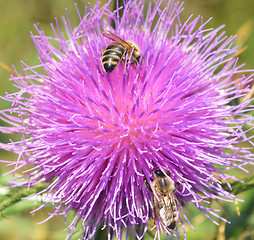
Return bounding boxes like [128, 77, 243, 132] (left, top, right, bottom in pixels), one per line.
[101, 31, 141, 73]
[145, 169, 180, 230]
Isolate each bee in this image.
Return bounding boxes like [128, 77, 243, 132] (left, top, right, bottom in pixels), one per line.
[145, 169, 179, 230]
[101, 31, 141, 73]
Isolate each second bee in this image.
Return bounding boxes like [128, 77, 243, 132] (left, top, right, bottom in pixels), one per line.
[145, 169, 180, 230]
[101, 31, 141, 73]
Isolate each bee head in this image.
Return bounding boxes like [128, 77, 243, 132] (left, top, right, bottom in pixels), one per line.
[135, 55, 141, 64]
[127, 41, 141, 62]
[153, 169, 167, 178]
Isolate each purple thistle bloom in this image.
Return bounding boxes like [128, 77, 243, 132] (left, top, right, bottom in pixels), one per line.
[1, 0, 254, 239]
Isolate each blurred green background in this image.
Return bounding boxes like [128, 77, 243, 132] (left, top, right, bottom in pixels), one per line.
[0, 0, 253, 239]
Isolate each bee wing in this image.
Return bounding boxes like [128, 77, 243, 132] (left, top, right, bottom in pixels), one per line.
[102, 31, 133, 48]
[164, 194, 175, 216]
[160, 192, 179, 229]
[154, 195, 173, 225]
[168, 193, 179, 223]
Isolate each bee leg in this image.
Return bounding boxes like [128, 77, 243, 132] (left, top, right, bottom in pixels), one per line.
[144, 178, 152, 192]
[100, 63, 105, 75]
[121, 59, 128, 76]
[153, 201, 156, 224]
[164, 170, 171, 177]
[144, 178, 157, 225]
[177, 194, 185, 207]
[173, 182, 180, 193]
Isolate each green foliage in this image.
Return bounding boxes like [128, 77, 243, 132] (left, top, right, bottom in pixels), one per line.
[222, 175, 254, 195]
[0, 183, 49, 213]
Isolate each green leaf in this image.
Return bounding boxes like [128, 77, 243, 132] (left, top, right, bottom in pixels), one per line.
[0, 182, 49, 213]
[222, 175, 254, 195]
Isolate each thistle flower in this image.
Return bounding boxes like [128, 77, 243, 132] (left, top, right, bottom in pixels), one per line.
[1, 0, 254, 239]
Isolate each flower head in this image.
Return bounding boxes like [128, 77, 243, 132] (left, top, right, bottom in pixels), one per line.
[1, 0, 254, 239]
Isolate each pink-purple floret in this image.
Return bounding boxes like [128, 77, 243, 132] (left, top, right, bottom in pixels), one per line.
[1, 0, 254, 239]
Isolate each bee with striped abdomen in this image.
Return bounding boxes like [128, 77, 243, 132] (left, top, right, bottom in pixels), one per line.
[101, 31, 141, 73]
[145, 169, 179, 230]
